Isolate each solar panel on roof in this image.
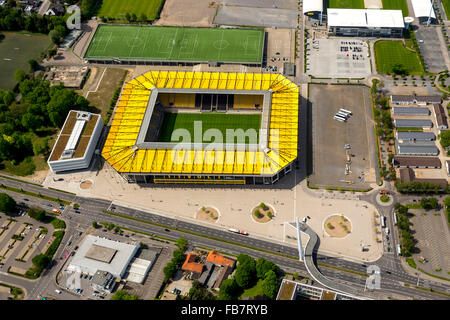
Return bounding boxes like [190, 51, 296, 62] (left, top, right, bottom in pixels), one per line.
[65, 120, 86, 151]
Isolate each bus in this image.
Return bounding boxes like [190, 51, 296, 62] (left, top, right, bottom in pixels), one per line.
[339, 108, 352, 115]
[336, 111, 349, 118]
[381, 216, 386, 228]
[396, 244, 401, 255]
[334, 115, 346, 122]
[393, 213, 397, 225]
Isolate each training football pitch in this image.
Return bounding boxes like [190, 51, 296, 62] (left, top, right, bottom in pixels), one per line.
[381, 0, 409, 16]
[98, 0, 165, 21]
[374, 40, 424, 75]
[84, 25, 264, 63]
[328, 0, 365, 9]
[158, 113, 262, 143]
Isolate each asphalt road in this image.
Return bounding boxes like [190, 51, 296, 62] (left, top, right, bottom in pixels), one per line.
[0, 175, 448, 300]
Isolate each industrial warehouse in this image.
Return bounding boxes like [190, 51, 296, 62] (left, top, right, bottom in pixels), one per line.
[101, 71, 299, 185]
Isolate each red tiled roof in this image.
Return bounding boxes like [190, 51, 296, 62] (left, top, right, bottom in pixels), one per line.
[182, 253, 204, 274]
[206, 250, 235, 268]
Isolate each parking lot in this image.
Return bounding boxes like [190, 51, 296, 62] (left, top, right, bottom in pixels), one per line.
[409, 207, 450, 277]
[415, 27, 447, 73]
[306, 39, 371, 78]
[265, 28, 294, 73]
[0, 210, 56, 277]
[308, 84, 376, 190]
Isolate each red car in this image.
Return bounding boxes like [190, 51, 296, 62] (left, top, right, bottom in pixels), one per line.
[239, 231, 249, 236]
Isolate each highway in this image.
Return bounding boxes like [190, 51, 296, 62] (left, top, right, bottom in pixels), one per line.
[0, 175, 448, 300]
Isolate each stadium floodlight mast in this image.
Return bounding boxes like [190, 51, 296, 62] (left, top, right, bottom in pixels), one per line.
[427, 0, 434, 26]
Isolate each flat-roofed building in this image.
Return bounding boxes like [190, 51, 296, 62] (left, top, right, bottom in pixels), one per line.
[392, 156, 441, 168]
[91, 270, 115, 293]
[411, 0, 437, 24]
[125, 249, 158, 284]
[48, 110, 103, 173]
[67, 235, 140, 278]
[393, 107, 430, 116]
[432, 104, 448, 130]
[394, 119, 433, 128]
[396, 131, 435, 141]
[399, 168, 447, 189]
[391, 94, 442, 105]
[327, 9, 404, 37]
[395, 140, 439, 155]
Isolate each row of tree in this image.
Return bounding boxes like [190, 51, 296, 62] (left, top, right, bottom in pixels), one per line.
[394, 203, 416, 256]
[394, 180, 447, 194]
[163, 238, 189, 282]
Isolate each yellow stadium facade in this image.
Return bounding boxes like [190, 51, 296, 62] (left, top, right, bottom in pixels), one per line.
[102, 71, 299, 185]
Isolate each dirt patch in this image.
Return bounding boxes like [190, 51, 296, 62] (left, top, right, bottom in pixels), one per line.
[324, 215, 352, 238]
[196, 207, 219, 223]
[80, 180, 93, 190]
[252, 203, 274, 223]
[155, 0, 217, 27]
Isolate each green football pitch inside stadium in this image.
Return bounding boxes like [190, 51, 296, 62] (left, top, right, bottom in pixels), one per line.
[158, 113, 262, 144]
[84, 25, 264, 63]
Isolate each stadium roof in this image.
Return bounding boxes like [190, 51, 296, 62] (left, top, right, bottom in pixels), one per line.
[394, 119, 433, 128]
[303, 0, 323, 14]
[411, 0, 436, 19]
[102, 71, 299, 177]
[393, 107, 430, 115]
[327, 9, 405, 28]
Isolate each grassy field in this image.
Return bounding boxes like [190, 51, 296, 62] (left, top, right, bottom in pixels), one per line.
[0, 32, 51, 90]
[85, 68, 128, 119]
[382, 0, 409, 16]
[158, 112, 262, 143]
[240, 279, 264, 298]
[374, 40, 424, 75]
[328, 0, 365, 9]
[84, 25, 264, 63]
[443, 0, 450, 18]
[98, 0, 165, 21]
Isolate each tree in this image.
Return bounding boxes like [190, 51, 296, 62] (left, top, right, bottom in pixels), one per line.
[111, 290, 138, 300]
[140, 13, 147, 22]
[293, 272, 299, 280]
[14, 69, 26, 82]
[92, 221, 98, 228]
[218, 278, 240, 300]
[392, 64, 409, 77]
[31, 253, 50, 270]
[28, 59, 39, 72]
[163, 261, 177, 282]
[131, 13, 137, 22]
[235, 256, 256, 289]
[0, 193, 16, 213]
[440, 130, 450, 149]
[256, 257, 280, 279]
[262, 270, 279, 299]
[188, 280, 215, 300]
[175, 237, 188, 251]
[125, 12, 131, 22]
[444, 196, 450, 208]
[28, 208, 46, 221]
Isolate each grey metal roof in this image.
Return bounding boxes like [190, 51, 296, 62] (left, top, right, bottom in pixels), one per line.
[393, 107, 430, 115]
[396, 131, 435, 141]
[394, 119, 433, 127]
[395, 140, 439, 155]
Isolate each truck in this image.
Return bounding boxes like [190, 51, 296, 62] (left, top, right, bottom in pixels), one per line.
[385, 227, 389, 235]
[381, 216, 386, 228]
[52, 209, 61, 214]
[228, 228, 239, 233]
[55, 289, 61, 294]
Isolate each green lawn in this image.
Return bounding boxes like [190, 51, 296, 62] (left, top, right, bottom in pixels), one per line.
[374, 40, 424, 75]
[328, 0, 365, 9]
[0, 32, 51, 90]
[443, 0, 450, 18]
[241, 279, 264, 298]
[84, 25, 264, 63]
[98, 0, 165, 21]
[382, 0, 409, 16]
[158, 112, 262, 144]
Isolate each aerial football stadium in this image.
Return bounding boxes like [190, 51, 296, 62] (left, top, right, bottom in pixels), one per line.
[101, 71, 299, 185]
